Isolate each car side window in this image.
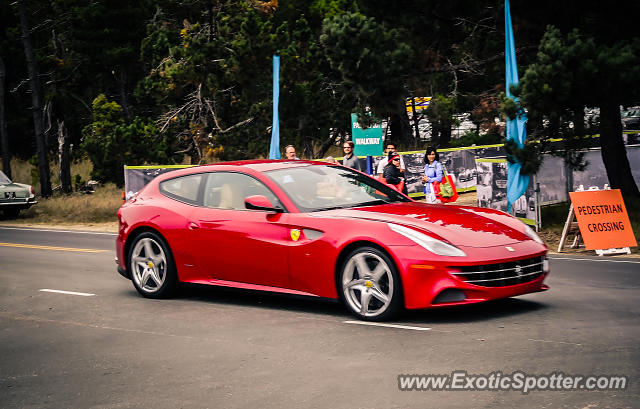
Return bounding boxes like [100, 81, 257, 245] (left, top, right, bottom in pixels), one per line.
[203, 172, 281, 210]
[159, 174, 203, 205]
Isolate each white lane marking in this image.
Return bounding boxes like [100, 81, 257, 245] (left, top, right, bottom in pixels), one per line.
[550, 256, 640, 264]
[0, 226, 116, 236]
[343, 320, 431, 331]
[528, 338, 582, 346]
[39, 289, 96, 297]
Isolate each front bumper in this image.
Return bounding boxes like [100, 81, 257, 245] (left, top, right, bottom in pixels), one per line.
[392, 241, 549, 309]
[115, 256, 130, 279]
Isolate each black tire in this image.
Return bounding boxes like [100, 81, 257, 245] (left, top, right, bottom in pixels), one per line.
[127, 231, 178, 298]
[337, 246, 403, 321]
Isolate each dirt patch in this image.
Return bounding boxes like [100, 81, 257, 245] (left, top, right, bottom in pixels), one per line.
[452, 191, 477, 207]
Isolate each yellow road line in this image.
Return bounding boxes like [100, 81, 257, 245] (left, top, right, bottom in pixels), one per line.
[0, 242, 108, 253]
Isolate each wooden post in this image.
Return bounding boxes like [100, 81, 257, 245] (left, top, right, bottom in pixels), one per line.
[557, 204, 582, 253]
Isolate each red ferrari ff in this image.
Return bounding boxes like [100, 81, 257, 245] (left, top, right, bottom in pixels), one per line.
[116, 160, 549, 321]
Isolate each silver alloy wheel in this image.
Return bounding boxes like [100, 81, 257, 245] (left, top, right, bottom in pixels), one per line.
[130, 237, 167, 293]
[342, 251, 394, 318]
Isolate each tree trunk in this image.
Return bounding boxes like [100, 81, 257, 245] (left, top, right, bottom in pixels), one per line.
[0, 56, 10, 178]
[430, 123, 440, 146]
[57, 120, 72, 194]
[118, 69, 130, 119]
[599, 99, 640, 198]
[388, 111, 412, 148]
[298, 116, 313, 159]
[315, 130, 339, 159]
[410, 98, 420, 145]
[17, 0, 52, 197]
[439, 121, 452, 147]
[572, 106, 585, 137]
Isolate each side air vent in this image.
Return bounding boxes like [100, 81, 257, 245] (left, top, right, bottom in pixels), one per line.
[432, 289, 466, 304]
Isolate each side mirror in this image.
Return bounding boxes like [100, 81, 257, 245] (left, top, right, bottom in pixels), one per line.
[244, 195, 283, 212]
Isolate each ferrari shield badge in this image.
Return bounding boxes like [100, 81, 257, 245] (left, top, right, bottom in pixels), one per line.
[290, 229, 301, 241]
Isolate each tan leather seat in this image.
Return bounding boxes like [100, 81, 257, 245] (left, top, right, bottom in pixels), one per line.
[181, 178, 199, 202]
[219, 183, 244, 209]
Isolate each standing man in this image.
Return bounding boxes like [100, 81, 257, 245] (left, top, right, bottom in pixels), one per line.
[376, 141, 405, 176]
[284, 145, 299, 160]
[341, 141, 365, 171]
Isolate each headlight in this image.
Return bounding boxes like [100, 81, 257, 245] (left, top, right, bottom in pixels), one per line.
[523, 223, 544, 245]
[388, 223, 466, 257]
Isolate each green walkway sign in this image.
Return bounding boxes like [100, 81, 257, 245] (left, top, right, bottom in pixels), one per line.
[350, 113, 383, 156]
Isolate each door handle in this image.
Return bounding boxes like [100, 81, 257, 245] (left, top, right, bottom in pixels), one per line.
[188, 222, 199, 230]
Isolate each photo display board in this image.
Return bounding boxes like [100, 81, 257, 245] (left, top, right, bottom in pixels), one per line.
[124, 165, 195, 199]
[370, 143, 506, 198]
[475, 158, 537, 226]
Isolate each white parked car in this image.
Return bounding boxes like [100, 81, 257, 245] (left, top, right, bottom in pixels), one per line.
[0, 171, 37, 218]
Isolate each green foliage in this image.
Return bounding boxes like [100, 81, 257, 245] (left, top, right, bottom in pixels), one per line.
[499, 92, 519, 121]
[504, 139, 542, 176]
[73, 174, 84, 192]
[519, 24, 640, 198]
[449, 130, 502, 148]
[320, 12, 413, 116]
[4, 0, 638, 194]
[521, 26, 598, 129]
[81, 95, 172, 185]
[423, 94, 459, 146]
[424, 94, 457, 126]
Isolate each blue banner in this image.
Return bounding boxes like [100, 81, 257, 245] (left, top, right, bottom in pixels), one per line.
[505, 0, 529, 210]
[269, 55, 281, 159]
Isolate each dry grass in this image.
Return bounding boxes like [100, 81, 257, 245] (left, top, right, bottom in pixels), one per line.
[9, 157, 93, 189]
[13, 183, 122, 224]
[2, 158, 119, 225]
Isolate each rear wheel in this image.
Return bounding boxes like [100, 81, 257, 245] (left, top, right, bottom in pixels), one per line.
[338, 246, 402, 321]
[127, 231, 177, 298]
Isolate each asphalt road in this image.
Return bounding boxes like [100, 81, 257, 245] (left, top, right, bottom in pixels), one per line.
[0, 225, 638, 408]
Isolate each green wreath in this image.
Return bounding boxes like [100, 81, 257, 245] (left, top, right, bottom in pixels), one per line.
[504, 139, 542, 176]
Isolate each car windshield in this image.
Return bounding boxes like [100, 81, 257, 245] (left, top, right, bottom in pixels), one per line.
[0, 171, 11, 184]
[266, 164, 410, 212]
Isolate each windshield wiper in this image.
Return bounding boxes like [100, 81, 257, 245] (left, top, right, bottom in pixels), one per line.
[313, 204, 351, 211]
[353, 199, 391, 207]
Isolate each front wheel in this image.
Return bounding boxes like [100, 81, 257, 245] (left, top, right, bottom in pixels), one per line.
[338, 246, 403, 321]
[127, 231, 177, 298]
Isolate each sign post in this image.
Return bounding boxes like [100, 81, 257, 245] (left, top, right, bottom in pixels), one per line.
[567, 188, 637, 255]
[350, 113, 383, 157]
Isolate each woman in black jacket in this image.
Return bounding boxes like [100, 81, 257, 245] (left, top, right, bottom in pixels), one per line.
[383, 152, 408, 194]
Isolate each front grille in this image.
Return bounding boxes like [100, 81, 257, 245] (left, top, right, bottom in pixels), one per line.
[450, 256, 545, 287]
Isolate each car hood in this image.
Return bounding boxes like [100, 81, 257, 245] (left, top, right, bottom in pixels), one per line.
[324, 202, 531, 247]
